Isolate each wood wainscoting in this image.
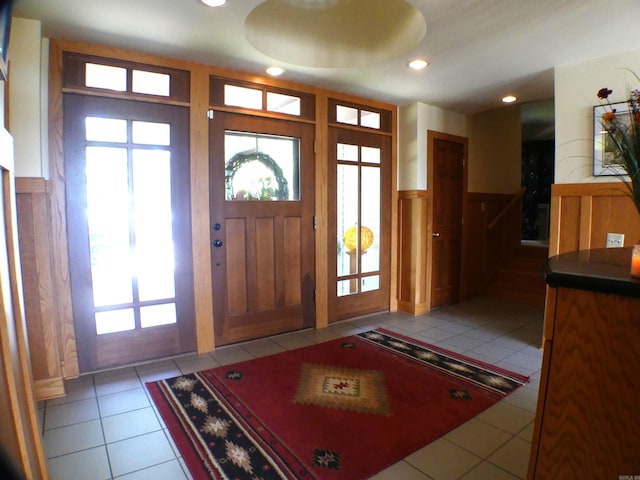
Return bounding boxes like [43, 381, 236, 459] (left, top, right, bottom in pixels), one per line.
[397, 190, 430, 315]
[16, 178, 66, 400]
[550, 182, 640, 256]
[463, 192, 514, 300]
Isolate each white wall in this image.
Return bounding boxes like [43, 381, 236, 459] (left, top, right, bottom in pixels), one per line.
[398, 102, 467, 190]
[555, 49, 640, 184]
[7, 17, 47, 178]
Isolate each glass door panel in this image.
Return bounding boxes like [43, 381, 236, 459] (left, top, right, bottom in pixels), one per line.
[360, 165, 381, 274]
[85, 138, 177, 335]
[336, 144, 382, 297]
[132, 149, 176, 303]
[224, 131, 300, 201]
[86, 146, 133, 308]
[337, 163, 359, 295]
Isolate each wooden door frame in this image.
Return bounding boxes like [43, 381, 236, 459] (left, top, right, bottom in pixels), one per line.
[63, 94, 196, 372]
[327, 126, 392, 321]
[426, 130, 468, 309]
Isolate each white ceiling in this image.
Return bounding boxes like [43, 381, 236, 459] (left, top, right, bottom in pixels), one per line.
[12, 0, 640, 115]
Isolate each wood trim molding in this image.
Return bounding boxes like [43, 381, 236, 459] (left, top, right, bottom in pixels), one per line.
[551, 181, 629, 197]
[398, 190, 428, 199]
[48, 40, 79, 379]
[315, 95, 329, 329]
[15, 178, 48, 194]
[427, 130, 469, 309]
[33, 377, 65, 401]
[389, 107, 399, 313]
[190, 66, 215, 354]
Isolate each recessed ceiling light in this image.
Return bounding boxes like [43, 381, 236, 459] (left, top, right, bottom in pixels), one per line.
[408, 59, 429, 70]
[266, 66, 285, 76]
[200, 0, 226, 7]
[501, 95, 517, 103]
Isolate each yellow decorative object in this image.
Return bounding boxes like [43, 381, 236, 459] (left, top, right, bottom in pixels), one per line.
[343, 226, 374, 252]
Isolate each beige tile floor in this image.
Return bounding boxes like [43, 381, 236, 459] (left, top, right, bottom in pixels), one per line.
[40, 296, 544, 480]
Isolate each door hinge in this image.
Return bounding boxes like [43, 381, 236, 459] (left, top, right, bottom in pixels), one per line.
[313, 289, 316, 301]
[314, 141, 317, 154]
[207, 109, 214, 120]
[313, 216, 317, 230]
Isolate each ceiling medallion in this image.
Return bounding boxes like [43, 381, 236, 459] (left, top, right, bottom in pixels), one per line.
[245, 0, 426, 68]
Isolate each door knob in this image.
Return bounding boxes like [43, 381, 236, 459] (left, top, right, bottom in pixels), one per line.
[432, 232, 440, 237]
[214, 239, 223, 247]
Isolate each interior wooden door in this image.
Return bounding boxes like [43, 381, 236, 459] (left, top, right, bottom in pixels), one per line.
[431, 136, 465, 308]
[64, 94, 195, 372]
[210, 112, 315, 345]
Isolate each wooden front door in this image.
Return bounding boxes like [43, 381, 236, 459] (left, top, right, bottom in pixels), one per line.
[64, 94, 195, 372]
[209, 112, 315, 345]
[431, 136, 465, 308]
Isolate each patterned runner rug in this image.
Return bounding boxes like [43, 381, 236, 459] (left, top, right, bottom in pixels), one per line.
[147, 328, 528, 479]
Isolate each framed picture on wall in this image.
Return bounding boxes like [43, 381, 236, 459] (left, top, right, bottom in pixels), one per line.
[593, 102, 630, 176]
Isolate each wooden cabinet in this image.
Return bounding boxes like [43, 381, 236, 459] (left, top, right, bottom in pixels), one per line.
[528, 249, 640, 479]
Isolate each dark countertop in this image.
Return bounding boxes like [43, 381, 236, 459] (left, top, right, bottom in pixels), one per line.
[545, 247, 640, 297]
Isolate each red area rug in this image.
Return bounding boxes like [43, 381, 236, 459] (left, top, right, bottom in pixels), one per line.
[147, 328, 528, 479]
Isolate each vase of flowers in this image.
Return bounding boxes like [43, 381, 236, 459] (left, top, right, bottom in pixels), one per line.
[596, 79, 640, 216]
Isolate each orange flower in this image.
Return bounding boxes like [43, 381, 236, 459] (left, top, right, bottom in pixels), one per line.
[602, 111, 616, 122]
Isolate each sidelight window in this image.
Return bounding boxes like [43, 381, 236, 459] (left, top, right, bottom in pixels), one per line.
[337, 142, 381, 296]
[84, 116, 177, 334]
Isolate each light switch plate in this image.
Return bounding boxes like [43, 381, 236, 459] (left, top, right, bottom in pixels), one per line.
[606, 233, 624, 248]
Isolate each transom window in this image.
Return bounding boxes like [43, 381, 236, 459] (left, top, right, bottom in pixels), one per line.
[330, 99, 392, 133]
[63, 52, 189, 102]
[210, 76, 315, 120]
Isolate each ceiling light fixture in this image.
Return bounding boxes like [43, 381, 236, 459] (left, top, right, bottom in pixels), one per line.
[200, 0, 226, 7]
[408, 59, 429, 70]
[501, 95, 517, 103]
[266, 66, 285, 76]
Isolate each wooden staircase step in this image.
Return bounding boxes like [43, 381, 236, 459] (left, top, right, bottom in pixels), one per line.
[485, 243, 548, 306]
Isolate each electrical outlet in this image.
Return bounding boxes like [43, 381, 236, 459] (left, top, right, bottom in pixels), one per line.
[606, 233, 624, 248]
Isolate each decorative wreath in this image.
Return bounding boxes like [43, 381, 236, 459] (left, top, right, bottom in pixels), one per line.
[225, 150, 289, 200]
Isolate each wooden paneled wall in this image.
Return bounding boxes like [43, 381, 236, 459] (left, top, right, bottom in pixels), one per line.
[397, 190, 429, 315]
[550, 182, 640, 256]
[15, 178, 65, 400]
[462, 192, 514, 299]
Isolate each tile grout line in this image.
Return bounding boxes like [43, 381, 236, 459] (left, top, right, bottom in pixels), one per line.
[92, 374, 116, 480]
